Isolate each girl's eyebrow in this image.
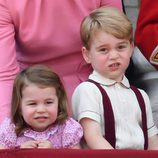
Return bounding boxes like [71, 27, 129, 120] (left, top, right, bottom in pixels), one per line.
[25, 100, 35, 103]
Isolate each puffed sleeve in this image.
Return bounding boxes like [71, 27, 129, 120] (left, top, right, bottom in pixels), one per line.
[135, 0, 158, 69]
[0, 118, 17, 148]
[0, 0, 20, 122]
[62, 118, 83, 148]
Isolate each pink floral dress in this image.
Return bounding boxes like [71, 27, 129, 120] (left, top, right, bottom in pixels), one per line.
[0, 117, 83, 148]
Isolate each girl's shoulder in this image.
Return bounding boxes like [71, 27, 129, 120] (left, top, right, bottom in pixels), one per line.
[60, 118, 83, 148]
[62, 117, 83, 138]
[0, 117, 17, 148]
[0, 117, 15, 130]
[64, 117, 82, 128]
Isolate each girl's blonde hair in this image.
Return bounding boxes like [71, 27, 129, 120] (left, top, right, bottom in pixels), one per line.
[80, 7, 133, 50]
[11, 64, 69, 135]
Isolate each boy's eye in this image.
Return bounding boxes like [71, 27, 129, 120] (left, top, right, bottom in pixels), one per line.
[99, 48, 108, 54]
[117, 45, 127, 50]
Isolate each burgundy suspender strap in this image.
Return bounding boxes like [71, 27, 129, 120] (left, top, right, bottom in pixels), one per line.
[87, 79, 116, 148]
[130, 85, 148, 150]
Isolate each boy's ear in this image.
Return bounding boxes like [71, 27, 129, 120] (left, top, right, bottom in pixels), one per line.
[82, 47, 91, 63]
[130, 41, 134, 57]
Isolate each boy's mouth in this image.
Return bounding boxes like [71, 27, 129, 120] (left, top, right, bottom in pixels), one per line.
[109, 63, 120, 70]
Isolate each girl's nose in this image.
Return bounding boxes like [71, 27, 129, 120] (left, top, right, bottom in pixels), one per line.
[37, 104, 46, 112]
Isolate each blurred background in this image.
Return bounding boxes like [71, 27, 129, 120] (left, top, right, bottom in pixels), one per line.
[123, 0, 140, 35]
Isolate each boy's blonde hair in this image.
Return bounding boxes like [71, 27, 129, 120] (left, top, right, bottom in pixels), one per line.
[80, 7, 133, 50]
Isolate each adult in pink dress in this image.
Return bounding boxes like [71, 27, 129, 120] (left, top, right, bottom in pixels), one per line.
[0, 0, 122, 122]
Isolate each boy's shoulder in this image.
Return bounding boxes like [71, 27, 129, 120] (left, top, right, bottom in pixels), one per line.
[74, 80, 101, 93]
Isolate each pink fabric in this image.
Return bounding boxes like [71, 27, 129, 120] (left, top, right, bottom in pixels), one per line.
[0, 117, 83, 148]
[0, 0, 122, 122]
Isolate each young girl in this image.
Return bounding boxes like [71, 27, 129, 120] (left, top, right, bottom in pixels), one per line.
[0, 65, 83, 149]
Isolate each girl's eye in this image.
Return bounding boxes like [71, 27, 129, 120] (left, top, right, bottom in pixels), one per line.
[46, 100, 54, 104]
[27, 103, 36, 106]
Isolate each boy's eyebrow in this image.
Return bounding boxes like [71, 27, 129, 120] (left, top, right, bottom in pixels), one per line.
[96, 41, 128, 48]
[118, 40, 129, 44]
[95, 38, 130, 48]
[96, 44, 108, 48]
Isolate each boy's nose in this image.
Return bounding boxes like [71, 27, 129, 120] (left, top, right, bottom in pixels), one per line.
[109, 49, 119, 59]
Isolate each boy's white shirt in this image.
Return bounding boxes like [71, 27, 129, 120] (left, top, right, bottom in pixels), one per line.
[72, 70, 158, 149]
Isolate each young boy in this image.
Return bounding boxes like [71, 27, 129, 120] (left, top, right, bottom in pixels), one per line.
[72, 7, 158, 150]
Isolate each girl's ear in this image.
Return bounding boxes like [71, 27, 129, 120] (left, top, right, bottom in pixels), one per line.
[82, 47, 91, 63]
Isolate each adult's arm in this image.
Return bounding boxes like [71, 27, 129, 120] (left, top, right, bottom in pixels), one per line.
[135, 0, 158, 69]
[0, 0, 19, 122]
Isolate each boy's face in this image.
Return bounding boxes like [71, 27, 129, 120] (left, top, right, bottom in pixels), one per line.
[82, 31, 134, 82]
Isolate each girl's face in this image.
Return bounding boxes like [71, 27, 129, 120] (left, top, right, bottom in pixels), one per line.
[21, 83, 58, 132]
[82, 31, 134, 82]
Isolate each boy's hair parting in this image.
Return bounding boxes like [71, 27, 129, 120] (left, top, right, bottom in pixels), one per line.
[11, 64, 69, 135]
[80, 6, 133, 50]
